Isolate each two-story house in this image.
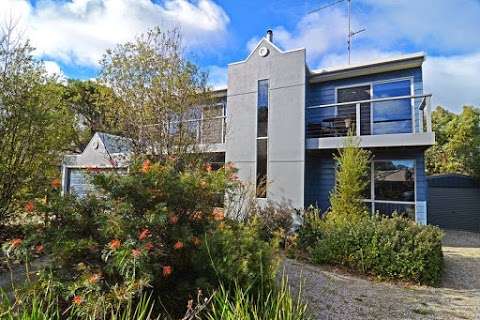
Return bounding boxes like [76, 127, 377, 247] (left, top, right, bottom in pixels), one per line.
[62, 30, 434, 223]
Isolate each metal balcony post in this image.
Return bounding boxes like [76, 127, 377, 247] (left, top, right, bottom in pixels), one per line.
[355, 103, 361, 136]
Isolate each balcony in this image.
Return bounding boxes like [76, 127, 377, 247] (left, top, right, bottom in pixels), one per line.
[167, 104, 226, 152]
[306, 94, 435, 149]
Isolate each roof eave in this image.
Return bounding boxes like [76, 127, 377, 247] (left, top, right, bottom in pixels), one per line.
[309, 53, 425, 83]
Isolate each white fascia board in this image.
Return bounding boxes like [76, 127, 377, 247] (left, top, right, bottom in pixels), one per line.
[309, 52, 425, 83]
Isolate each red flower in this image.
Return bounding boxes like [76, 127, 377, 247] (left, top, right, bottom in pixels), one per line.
[35, 244, 44, 254]
[162, 265, 172, 277]
[72, 295, 83, 305]
[24, 201, 35, 213]
[205, 164, 213, 172]
[138, 228, 151, 241]
[132, 248, 142, 258]
[190, 211, 203, 222]
[51, 178, 61, 189]
[144, 242, 154, 251]
[212, 207, 224, 221]
[142, 160, 151, 173]
[10, 238, 22, 248]
[88, 273, 102, 284]
[173, 241, 184, 250]
[109, 239, 121, 250]
[191, 236, 202, 247]
[168, 213, 179, 225]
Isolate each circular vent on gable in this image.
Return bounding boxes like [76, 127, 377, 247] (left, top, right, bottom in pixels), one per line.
[259, 47, 269, 57]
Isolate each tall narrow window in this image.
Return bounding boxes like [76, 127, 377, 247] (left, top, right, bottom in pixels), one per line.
[256, 80, 269, 198]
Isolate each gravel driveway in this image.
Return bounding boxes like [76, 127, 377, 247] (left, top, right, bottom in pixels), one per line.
[285, 230, 480, 320]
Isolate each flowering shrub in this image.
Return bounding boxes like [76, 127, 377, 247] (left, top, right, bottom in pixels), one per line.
[1, 158, 281, 317]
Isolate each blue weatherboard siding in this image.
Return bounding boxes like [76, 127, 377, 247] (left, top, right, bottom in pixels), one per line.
[304, 148, 428, 210]
[307, 67, 424, 132]
[304, 152, 336, 211]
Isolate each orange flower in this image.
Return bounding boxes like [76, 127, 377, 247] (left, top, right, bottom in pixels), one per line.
[132, 248, 142, 257]
[10, 238, 22, 248]
[88, 273, 102, 284]
[142, 160, 151, 173]
[72, 295, 83, 305]
[144, 242, 154, 251]
[138, 228, 151, 241]
[168, 213, 179, 225]
[212, 207, 224, 221]
[205, 164, 213, 172]
[173, 241, 184, 250]
[24, 201, 35, 213]
[191, 236, 202, 247]
[35, 244, 44, 254]
[162, 265, 172, 277]
[109, 239, 121, 250]
[51, 178, 61, 189]
[190, 211, 203, 222]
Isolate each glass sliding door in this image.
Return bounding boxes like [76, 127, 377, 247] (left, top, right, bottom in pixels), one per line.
[372, 79, 413, 134]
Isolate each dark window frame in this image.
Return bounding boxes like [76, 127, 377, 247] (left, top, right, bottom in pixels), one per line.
[256, 79, 269, 198]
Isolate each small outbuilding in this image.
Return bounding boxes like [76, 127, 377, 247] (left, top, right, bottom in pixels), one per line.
[427, 174, 480, 232]
[61, 132, 132, 197]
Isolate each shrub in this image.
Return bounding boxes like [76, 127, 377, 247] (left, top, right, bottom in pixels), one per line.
[309, 213, 444, 286]
[200, 217, 279, 294]
[1, 158, 286, 317]
[250, 201, 297, 248]
[329, 135, 371, 219]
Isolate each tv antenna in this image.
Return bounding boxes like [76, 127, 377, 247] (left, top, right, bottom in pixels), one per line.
[308, 0, 365, 64]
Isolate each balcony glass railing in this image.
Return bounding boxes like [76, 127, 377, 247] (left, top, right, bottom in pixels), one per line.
[306, 94, 432, 139]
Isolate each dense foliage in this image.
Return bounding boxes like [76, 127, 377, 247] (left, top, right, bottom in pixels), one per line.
[426, 105, 480, 179]
[0, 159, 304, 318]
[305, 213, 443, 285]
[297, 137, 443, 286]
[329, 136, 371, 219]
[0, 24, 76, 221]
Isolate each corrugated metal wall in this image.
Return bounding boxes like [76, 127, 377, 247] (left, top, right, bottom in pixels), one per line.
[428, 175, 480, 232]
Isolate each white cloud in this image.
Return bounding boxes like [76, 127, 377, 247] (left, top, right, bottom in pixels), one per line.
[361, 0, 480, 53]
[0, 0, 230, 67]
[207, 65, 227, 89]
[260, 7, 349, 65]
[43, 60, 62, 75]
[424, 53, 480, 112]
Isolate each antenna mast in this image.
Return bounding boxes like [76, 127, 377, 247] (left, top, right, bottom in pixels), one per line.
[308, 0, 365, 64]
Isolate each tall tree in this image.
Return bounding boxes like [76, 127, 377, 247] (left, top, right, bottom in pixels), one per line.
[63, 79, 121, 152]
[426, 106, 480, 179]
[99, 27, 211, 157]
[0, 21, 75, 221]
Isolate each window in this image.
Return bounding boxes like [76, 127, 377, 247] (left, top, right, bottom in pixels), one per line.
[372, 80, 412, 134]
[337, 85, 371, 135]
[374, 160, 415, 202]
[256, 80, 269, 198]
[362, 159, 416, 219]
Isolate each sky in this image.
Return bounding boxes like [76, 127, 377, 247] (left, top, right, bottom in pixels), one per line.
[1, 0, 479, 112]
